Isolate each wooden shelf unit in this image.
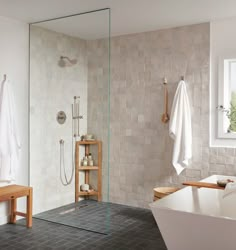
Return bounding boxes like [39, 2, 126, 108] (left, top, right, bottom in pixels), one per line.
[75, 140, 102, 202]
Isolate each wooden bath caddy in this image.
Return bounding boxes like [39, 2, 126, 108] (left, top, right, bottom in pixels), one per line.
[182, 181, 225, 190]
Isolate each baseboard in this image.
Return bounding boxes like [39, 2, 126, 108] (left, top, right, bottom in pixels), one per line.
[0, 215, 9, 225]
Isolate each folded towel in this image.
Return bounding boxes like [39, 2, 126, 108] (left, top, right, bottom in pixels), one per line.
[169, 80, 192, 175]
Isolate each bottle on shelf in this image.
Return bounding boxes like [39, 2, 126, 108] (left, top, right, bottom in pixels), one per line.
[82, 156, 88, 166]
[88, 153, 94, 166]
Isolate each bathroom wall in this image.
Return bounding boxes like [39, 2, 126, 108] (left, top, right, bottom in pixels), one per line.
[88, 23, 213, 208]
[30, 26, 88, 214]
[87, 39, 110, 201]
[0, 16, 29, 224]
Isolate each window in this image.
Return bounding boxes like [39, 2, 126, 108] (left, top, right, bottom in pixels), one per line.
[218, 58, 236, 138]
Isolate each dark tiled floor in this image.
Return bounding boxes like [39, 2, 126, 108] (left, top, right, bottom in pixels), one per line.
[34, 200, 158, 235]
[0, 201, 167, 250]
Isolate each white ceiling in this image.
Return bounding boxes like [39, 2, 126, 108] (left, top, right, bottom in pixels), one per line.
[1, 0, 236, 38]
[35, 10, 110, 40]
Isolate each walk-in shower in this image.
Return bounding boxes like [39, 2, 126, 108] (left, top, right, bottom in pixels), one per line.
[29, 9, 110, 234]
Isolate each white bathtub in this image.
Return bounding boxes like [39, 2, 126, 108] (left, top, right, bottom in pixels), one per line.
[150, 175, 236, 250]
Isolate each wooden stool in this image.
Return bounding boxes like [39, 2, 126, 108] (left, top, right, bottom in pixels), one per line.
[0, 185, 33, 228]
[153, 187, 180, 201]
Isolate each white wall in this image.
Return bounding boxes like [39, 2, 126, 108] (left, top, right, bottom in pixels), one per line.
[210, 17, 236, 147]
[0, 16, 29, 224]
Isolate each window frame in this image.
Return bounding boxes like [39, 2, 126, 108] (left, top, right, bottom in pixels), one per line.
[218, 56, 236, 139]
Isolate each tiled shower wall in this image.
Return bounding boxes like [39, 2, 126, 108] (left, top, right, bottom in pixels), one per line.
[30, 26, 88, 214]
[87, 39, 110, 201]
[88, 22, 236, 209]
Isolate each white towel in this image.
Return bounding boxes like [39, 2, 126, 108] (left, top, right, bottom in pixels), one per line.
[169, 80, 192, 175]
[0, 78, 21, 181]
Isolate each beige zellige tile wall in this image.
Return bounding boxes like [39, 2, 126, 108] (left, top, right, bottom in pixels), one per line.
[87, 38, 110, 201]
[88, 22, 236, 209]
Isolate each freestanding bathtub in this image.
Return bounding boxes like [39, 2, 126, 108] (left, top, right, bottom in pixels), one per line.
[150, 175, 236, 250]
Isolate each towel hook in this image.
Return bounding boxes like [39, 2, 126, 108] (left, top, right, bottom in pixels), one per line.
[163, 77, 167, 85]
[161, 77, 169, 123]
[3, 74, 6, 81]
[181, 76, 184, 81]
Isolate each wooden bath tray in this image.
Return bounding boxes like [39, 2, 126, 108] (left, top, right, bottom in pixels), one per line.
[182, 181, 225, 190]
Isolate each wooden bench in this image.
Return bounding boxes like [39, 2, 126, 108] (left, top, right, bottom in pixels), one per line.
[0, 185, 33, 228]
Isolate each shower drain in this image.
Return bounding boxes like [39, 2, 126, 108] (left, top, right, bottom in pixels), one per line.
[59, 204, 88, 215]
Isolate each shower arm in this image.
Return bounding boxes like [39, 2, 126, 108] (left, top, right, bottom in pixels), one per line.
[60, 56, 71, 62]
[60, 56, 77, 65]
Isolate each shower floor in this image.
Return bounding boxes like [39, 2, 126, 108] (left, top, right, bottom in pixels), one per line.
[34, 200, 158, 235]
[0, 200, 167, 250]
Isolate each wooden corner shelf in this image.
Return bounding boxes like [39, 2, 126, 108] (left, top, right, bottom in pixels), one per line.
[75, 140, 102, 202]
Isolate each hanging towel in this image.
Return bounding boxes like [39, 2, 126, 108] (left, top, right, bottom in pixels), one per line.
[0, 77, 21, 181]
[169, 80, 192, 175]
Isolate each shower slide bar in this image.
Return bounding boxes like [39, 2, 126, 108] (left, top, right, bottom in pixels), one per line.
[73, 96, 83, 137]
[60, 96, 84, 186]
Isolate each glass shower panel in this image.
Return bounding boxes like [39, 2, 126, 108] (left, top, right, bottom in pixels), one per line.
[29, 9, 110, 234]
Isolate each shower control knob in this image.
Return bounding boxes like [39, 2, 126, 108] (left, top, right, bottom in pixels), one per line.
[57, 111, 66, 124]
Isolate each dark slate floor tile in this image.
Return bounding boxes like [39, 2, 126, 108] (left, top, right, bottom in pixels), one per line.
[0, 200, 167, 250]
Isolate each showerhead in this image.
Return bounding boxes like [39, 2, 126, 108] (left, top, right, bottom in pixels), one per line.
[58, 56, 77, 67]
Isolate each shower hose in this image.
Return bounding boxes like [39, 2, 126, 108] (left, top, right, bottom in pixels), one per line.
[59, 113, 76, 186]
[59, 138, 75, 186]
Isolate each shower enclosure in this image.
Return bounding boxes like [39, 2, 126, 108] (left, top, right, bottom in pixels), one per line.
[29, 9, 110, 234]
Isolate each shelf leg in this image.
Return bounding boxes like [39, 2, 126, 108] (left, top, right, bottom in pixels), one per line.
[98, 141, 102, 201]
[75, 142, 79, 202]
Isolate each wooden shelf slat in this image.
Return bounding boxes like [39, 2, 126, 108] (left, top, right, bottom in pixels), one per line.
[76, 140, 101, 145]
[78, 191, 98, 196]
[78, 166, 99, 170]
